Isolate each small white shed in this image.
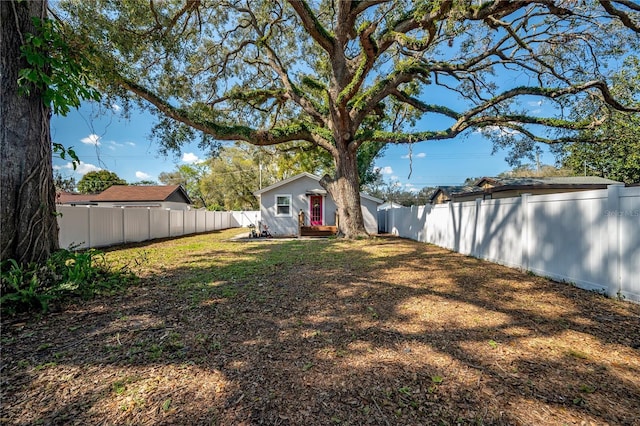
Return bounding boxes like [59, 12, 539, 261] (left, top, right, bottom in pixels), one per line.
[254, 172, 382, 236]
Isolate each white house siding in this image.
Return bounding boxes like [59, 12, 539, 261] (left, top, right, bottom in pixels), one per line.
[259, 175, 329, 236]
[258, 174, 381, 236]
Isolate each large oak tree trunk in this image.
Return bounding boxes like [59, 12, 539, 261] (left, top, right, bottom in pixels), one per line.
[321, 146, 369, 239]
[1, 0, 59, 265]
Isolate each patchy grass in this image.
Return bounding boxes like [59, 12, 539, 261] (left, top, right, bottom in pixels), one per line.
[2, 228, 640, 425]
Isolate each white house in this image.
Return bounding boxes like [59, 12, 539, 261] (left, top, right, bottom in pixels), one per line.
[254, 172, 382, 236]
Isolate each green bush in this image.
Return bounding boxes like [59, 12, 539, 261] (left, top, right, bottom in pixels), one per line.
[0, 259, 54, 314]
[1, 249, 138, 315]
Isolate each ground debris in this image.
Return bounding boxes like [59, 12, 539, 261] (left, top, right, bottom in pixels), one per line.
[2, 230, 639, 425]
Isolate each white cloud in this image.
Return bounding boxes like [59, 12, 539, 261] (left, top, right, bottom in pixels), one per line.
[107, 140, 124, 151]
[405, 183, 419, 193]
[401, 152, 426, 159]
[111, 104, 122, 113]
[135, 171, 152, 180]
[126, 142, 136, 147]
[181, 152, 199, 163]
[81, 134, 101, 146]
[60, 161, 101, 175]
[377, 166, 393, 175]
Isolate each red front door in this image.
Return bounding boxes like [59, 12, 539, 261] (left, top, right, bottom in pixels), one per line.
[310, 195, 323, 226]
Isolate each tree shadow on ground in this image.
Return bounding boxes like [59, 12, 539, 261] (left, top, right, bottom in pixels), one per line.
[2, 233, 639, 425]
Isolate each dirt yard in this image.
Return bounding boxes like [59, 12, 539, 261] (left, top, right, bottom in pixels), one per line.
[2, 229, 639, 425]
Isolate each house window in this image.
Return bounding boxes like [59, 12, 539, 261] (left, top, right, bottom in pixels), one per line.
[276, 194, 292, 216]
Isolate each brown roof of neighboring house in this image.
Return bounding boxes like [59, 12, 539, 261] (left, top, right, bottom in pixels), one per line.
[475, 176, 621, 187]
[56, 192, 94, 204]
[91, 185, 192, 203]
[452, 176, 623, 199]
[429, 185, 481, 203]
[56, 185, 192, 204]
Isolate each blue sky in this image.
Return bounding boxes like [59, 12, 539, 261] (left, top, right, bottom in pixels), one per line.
[51, 101, 556, 191]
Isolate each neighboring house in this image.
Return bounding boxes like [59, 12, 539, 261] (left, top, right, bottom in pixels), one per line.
[429, 185, 482, 205]
[451, 176, 622, 202]
[56, 185, 193, 210]
[56, 191, 96, 206]
[254, 172, 382, 236]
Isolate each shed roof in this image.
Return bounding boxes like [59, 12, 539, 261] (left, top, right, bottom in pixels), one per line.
[254, 172, 383, 203]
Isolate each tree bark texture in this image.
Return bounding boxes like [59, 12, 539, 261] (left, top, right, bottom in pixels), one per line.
[1, 0, 59, 265]
[321, 142, 369, 239]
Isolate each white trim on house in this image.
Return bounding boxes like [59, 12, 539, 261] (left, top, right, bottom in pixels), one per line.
[275, 194, 293, 217]
[254, 172, 383, 203]
[256, 173, 382, 236]
[255, 172, 319, 196]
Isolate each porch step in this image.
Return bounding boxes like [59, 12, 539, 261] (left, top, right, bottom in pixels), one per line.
[300, 226, 338, 237]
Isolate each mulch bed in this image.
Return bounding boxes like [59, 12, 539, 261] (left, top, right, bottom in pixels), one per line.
[2, 230, 639, 425]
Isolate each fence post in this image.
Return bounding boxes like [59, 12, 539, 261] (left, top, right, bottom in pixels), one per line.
[121, 206, 126, 244]
[87, 205, 91, 249]
[472, 198, 482, 258]
[606, 184, 624, 298]
[167, 208, 171, 237]
[520, 194, 531, 271]
[448, 201, 454, 250]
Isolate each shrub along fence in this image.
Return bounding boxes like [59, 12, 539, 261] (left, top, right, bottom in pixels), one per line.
[57, 206, 260, 250]
[381, 185, 639, 303]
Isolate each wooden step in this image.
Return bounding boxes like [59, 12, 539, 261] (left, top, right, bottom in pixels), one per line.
[300, 226, 338, 237]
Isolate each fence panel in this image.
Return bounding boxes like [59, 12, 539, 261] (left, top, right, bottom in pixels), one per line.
[425, 204, 450, 247]
[57, 206, 90, 249]
[169, 210, 184, 237]
[204, 211, 214, 231]
[195, 210, 206, 233]
[90, 207, 124, 248]
[184, 210, 196, 235]
[58, 207, 254, 249]
[477, 198, 523, 268]
[527, 190, 609, 292]
[385, 185, 639, 302]
[619, 186, 640, 301]
[150, 209, 170, 240]
[389, 206, 416, 239]
[124, 208, 150, 243]
[231, 211, 260, 227]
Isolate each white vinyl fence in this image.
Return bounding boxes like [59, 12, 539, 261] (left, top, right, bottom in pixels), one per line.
[382, 185, 640, 302]
[57, 206, 260, 250]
